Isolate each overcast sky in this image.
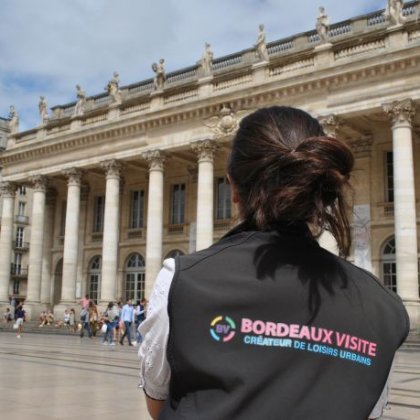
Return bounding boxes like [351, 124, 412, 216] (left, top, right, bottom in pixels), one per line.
[0, 0, 385, 130]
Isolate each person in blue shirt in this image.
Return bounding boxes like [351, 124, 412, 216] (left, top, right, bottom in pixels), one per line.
[120, 299, 134, 346]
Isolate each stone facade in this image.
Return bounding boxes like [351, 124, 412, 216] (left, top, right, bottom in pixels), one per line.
[1, 1, 420, 326]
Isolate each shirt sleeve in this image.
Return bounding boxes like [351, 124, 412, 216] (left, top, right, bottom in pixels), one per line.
[138, 258, 175, 400]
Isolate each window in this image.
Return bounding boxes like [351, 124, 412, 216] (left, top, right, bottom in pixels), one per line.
[381, 237, 396, 293]
[93, 196, 105, 232]
[13, 253, 22, 275]
[171, 184, 185, 225]
[385, 152, 394, 203]
[124, 253, 145, 301]
[19, 186, 26, 196]
[18, 202, 25, 217]
[130, 190, 145, 229]
[215, 177, 231, 220]
[88, 256, 102, 304]
[16, 227, 24, 248]
[13, 280, 20, 295]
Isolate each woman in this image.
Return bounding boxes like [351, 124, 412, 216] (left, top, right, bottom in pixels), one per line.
[138, 106, 409, 419]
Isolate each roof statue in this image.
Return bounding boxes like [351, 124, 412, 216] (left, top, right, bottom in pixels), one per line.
[105, 71, 122, 103]
[199, 43, 214, 76]
[152, 58, 166, 90]
[384, 0, 406, 26]
[255, 24, 269, 62]
[38, 96, 49, 124]
[316, 6, 329, 43]
[8, 105, 19, 134]
[73, 84, 86, 117]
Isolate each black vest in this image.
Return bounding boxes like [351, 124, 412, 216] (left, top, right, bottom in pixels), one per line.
[162, 224, 409, 420]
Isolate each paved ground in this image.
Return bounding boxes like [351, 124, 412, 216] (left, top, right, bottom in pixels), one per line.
[0, 331, 419, 419]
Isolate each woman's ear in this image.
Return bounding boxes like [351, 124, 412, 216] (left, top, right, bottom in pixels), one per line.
[227, 175, 240, 204]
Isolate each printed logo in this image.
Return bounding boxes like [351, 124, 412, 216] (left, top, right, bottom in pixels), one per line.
[210, 315, 236, 342]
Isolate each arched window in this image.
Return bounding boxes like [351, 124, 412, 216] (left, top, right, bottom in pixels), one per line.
[124, 253, 145, 302]
[165, 249, 185, 259]
[88, 256, 102, 304]
[381, 237, 396, 293]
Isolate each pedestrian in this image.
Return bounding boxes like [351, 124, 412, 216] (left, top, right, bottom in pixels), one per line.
[102, 302, 119, 345]
[119, 299, 134, 346]
[79, 306, 92, 338]
[114, 301, 122, 343]
[138, 106, 409, 420]
[135, 299, 147, 345]
[14, 303, 26, 339]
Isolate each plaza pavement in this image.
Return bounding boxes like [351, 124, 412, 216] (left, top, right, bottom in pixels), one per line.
[0, 330, 418, 419]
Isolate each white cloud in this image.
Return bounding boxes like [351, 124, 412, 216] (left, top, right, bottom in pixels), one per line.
[0, 0, 384, 130]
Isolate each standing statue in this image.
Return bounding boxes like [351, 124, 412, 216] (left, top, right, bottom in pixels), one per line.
[384, 0, 406, 26]
[8, 105, 19, 134]
[152, 58, 166, 90]
[255, 24, 269, 62]
[200, 42, 214, 76]
[38, 96, 49, 124]
[105, 71, 122, 103]
[316, 7, 329, 43]
[73, 84, 86, 117]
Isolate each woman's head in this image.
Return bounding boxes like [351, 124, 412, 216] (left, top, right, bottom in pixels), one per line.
[228, 106, 354, 256]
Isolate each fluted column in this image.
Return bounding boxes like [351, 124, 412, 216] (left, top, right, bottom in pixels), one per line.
[192, 140, 216, 250]
[0, 182, 16, 303]
[143, 150, 165, 298]
[383, 99, 419, 303]
[40, 188, 57, 305]
[26, 176, 48, 304]
[61, 169, 82, 303]
[100, 160, 121, 302]
[318, 114, 340, 255]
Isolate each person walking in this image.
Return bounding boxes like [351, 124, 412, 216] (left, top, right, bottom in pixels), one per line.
[138, 106, 409, 420]
[79, 306, 92, 338]
[119, 299, 134, 346]
[14, 303, 26, 339]
[102, 302, 118, 345]
[135, 299, 147, 345]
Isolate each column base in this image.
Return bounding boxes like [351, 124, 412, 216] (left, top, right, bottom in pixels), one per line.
[402, 299, 420, 333]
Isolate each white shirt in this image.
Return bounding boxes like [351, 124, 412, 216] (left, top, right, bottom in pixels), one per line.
[138, 258, 174, 400]
[138, 257, 390, 416]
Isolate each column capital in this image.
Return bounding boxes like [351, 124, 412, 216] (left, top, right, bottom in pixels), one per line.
[0, 181, 17, 198]
[30, 175, 48, 193]
[318, 114, 340, 138]
[101, 159, 122, 178]
[62, 168, 82, 186]
[348, 137, 373, 158]
[191, 139, 218, 163]
[383, 98, 415, 128]
[142, 150, 166, 171]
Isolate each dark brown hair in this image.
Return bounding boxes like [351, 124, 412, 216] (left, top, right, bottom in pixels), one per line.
[228, 106, 354, 257]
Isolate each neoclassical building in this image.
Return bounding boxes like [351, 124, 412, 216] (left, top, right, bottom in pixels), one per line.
[1, 1, 420, 326]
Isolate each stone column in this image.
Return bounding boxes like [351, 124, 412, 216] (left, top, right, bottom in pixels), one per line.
[40, 188, 57, 306]
[192, 140, 216, 251]
[26, 176, 48, 311]
[143, 150, 165, 298]
[100, 160, 121, 303]
[0, 182, 16, 303]
[349, 138, 374, 273]
[383, 99, 419, 310]
[61, 169, 82, 304]
[318, 114, 340, 255]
